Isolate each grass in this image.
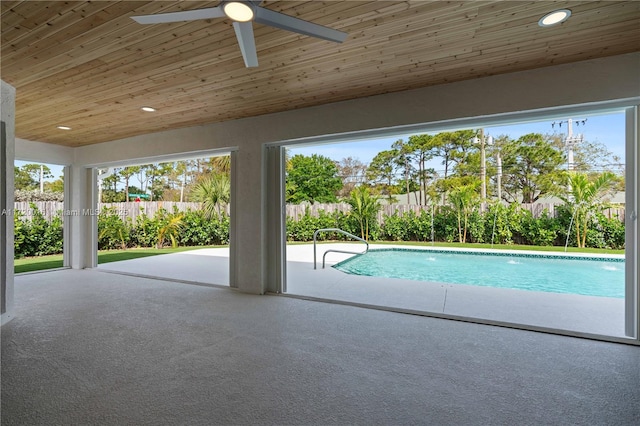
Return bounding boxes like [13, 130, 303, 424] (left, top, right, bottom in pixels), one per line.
[14, 245, 226, 274]
[14, 240, 623, 274]
[14, 254, 65, 274]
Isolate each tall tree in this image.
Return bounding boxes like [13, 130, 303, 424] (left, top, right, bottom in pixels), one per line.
[430, 130, 476, 180]
[101, 171, 122, 202]
[286, 154, 343, 204]
[500, 133, 565, 203]
[14, 164, 52, 191]
[407, 134, 435, 205]
[392, 139, 415, 204]
[44, 176, 64, 193]
[548, 134, 624, 175]
[429, 130, 477, 204]
[14, 166, 37, 190]
[119, 166, 140, 201]
[336, 157, 367, 198]
[366, 150, 397, 201]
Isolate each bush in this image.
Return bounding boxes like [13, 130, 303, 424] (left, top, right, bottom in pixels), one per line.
[596, 213, 625, 250]
[14, 203, 63, 257]
[14, 190, 64, 202]
[467, 210, 486, 243]
[519, 210, 559, 246]
[433, 206, 459, 243]
[380, 211, 408, 241]
[98, 208, 130, 250]
[129, 210, 159, 248]
[286, 209, 348, 242]
[12, 201, 625, 257]
[179, 210, 229, 246]
[379, 210, 435, 242]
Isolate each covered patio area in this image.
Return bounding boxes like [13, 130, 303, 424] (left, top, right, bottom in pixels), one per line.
[97, 244, 627, 339]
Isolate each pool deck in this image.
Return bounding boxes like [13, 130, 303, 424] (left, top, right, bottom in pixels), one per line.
[98, 244, 627, 339]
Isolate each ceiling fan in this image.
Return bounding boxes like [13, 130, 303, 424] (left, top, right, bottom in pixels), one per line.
[131, 1, 348, 68]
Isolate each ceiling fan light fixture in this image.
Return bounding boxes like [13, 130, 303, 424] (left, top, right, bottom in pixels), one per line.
[538, 9, 571, 27]
[223, 2, 254, 22]
[57, 125, 71, 130]
[141, 106, 156, 112]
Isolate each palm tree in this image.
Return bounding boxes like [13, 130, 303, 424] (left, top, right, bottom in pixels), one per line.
[157, 212, 184, 249]
[347, 186, 381, 241]
[190, 174, 231, 219]
[448, 184, 479, 243]
[210, 155, 231, 174]
[560, 171, 618, 248]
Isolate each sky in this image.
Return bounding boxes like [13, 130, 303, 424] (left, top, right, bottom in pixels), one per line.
[16, 110, 626, 182]
[288, 111, 626, 175]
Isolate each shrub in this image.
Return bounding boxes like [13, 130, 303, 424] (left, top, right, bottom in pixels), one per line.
[129, 210, 159, 248]
[433, 206, 459, 243]
[98, 208, 129, 250]
[286, 209, 347, 242]
[14, 203, 63, 257]
[380, 211, 408, 241]
[14, 190, 64, 202]
[467, 210, 486, 243]
[519, 210, 559, 246]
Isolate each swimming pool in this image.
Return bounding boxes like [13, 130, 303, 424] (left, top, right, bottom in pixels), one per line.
[333, 249, 625, 298]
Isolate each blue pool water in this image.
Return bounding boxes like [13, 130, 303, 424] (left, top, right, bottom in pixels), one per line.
[333, 249, 625, 298]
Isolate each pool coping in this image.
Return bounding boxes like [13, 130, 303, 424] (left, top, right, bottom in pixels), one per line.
[333, 246, 625, 268]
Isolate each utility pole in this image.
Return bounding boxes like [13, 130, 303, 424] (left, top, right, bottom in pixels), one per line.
[553, 118, 586, 170]
[480, 129, 486, 199]
[496, 151, 502, 202]
[40, 164, 44, 193]
[473, 130, 487, 199]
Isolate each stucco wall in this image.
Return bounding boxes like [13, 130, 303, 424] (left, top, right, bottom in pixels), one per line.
[1, 80, 16, 324]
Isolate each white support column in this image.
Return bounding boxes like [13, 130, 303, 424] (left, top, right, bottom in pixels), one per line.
[1, 80, 16, 325]
[229, 151, 237, 289]
[264, 145, 286, 293]
[625, 106, 639, 339]
[63, 166, 71, 268]
[229, 145, 264, 293]
[67, 165, 98, 269]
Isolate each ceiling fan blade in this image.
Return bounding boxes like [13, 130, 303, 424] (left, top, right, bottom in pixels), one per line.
[131, 7, 225, 24]
[233, 22, 259, 68]
[254, 7, 347, 43]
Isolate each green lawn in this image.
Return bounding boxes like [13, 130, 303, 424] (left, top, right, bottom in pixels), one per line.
[14, 241, 623, 274]
[14, 245, 226, 274]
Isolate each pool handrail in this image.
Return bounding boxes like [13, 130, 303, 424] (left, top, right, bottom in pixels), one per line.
[313, 228, 369, 269]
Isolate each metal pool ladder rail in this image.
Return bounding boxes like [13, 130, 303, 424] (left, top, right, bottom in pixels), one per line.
[313, 228, 369, 269]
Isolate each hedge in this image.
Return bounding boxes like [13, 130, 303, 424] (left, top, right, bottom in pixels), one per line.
[13, 202, 625, 258]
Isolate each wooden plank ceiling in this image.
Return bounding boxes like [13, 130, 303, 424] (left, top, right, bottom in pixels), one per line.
[2, 1, 639, 147]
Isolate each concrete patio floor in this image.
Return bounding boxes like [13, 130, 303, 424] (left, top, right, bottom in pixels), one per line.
[98, 244, 627, 339]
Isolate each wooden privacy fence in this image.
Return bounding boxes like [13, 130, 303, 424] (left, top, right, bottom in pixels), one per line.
[285, 202, 626, 222]
[12, 201, 227, 223]
[13, 201, 625, 223]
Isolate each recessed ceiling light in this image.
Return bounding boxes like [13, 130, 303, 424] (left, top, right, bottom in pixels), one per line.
[223, 1, 254, 22]
[57, 126, 71, 130]
[538, 9, 571, 27]
[141, 106, 156, 112]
